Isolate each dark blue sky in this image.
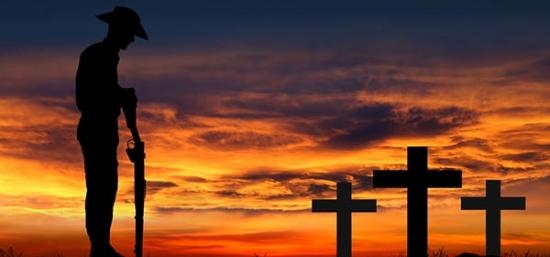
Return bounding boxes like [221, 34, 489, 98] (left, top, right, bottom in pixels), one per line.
[3, 0, 550, 55]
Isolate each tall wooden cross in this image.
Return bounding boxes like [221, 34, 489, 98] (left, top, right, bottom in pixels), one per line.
[461, 180, 526, 257]
[373, 146, 462, 257]
[312, 182, 377, 257]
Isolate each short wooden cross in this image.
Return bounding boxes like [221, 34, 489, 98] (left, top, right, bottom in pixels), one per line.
[461, 180, 526, 257]
[312, 182, 377, 257]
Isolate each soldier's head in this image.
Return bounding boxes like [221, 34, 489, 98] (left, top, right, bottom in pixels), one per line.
[97, 6, 148, 50]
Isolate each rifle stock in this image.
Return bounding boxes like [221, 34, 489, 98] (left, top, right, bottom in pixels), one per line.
[126, 140, 146, 257]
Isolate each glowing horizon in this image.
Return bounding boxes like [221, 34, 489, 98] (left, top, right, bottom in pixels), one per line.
[2, 1, 550, 256]
[1, 47, 549, 256]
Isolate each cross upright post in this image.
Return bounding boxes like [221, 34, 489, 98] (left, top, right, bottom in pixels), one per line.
[312, 182, 377, 257]
[373, 146, 462, 257]
[461, 180, 526, 257]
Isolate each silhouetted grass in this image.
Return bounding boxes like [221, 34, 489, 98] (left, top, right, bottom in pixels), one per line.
[0, 247, 22, 257]
[392, 247, 550, 257]
[429, 247, 449, 257]
[502, 250, 550, 257]
[0, 247, 63, 257]
[3, 246, 550, 257]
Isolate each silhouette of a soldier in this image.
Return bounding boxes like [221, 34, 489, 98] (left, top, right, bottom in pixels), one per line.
[76, 6, 148, 257]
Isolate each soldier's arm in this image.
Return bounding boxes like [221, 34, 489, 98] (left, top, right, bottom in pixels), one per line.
[120, 87, 141, 142]
[75, 51, 94, 112]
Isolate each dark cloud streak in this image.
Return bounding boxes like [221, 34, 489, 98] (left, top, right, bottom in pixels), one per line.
[321, 104, 479, 150]
[190, 131, 303, 150]
[214, 167, 376, 200]
[154, 206, 309, 216]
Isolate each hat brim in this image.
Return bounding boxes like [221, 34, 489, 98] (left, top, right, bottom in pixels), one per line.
[96, 12, 149, 40]
[134, 24, 148, 40]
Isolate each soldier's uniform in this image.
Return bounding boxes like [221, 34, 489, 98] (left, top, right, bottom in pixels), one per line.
[76, 40, 124, 256]
[75, 6, 147, 257]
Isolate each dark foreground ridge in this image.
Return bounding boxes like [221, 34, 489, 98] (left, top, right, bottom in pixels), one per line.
[456, 253, 498, 257]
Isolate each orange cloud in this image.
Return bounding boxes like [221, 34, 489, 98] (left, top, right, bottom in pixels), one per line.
[1, 47, 550, 256]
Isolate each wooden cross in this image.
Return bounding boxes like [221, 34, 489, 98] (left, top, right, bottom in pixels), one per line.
[312, 182, 377, 257]
[373, 146, 462, 257]
[461, 180, 526, 257]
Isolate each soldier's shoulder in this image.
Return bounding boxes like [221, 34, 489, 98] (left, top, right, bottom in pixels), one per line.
[80, 42, 109, 58]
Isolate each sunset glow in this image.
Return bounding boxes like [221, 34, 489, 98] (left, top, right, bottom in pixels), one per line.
[1, 1, 550, 257]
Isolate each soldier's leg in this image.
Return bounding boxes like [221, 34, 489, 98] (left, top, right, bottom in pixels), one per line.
[103, 149, 118, 249]
[81, 139, 119, 256]
[81, 139, 102, 247]
[104, 143, 123, 257]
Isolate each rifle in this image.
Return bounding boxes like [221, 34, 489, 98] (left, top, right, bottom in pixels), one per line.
[123, 87, 146, 257]
[126, 139, 146, 257]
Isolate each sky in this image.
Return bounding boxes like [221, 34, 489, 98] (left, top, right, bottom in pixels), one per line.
[1, 1, 550, 256]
